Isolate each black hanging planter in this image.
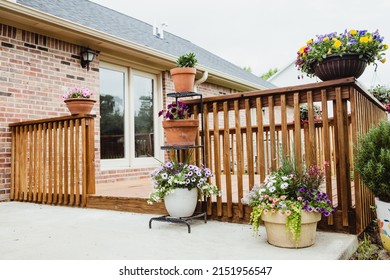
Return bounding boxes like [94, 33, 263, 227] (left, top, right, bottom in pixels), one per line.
[311, 54, 368, 81]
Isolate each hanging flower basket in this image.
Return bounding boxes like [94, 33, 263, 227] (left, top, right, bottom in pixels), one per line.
[311, 54, 368, 81]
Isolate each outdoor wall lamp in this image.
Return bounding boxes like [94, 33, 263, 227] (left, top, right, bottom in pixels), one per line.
[80, 47, 95, 70]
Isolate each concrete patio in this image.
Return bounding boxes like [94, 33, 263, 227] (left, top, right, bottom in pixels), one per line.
[0, 201, 358, 260]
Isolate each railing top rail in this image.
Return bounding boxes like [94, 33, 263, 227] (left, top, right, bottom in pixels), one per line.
[8, 114, 96, 127]
[184, 77, 386, 111]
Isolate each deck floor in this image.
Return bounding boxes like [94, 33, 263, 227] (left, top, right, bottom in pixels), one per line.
[95, 175, 262, 203]
[94, 175, 347, 207]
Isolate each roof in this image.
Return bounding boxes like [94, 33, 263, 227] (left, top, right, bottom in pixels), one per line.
[16, 0, 276, 89]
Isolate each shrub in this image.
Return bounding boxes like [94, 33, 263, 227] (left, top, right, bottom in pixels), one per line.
[354, 120, 390, 202]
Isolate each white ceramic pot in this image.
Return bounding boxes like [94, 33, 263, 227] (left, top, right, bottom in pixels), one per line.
[261, 211, 321, 248]
[164, 188, 198, 218]
[375, 198, 390, 251]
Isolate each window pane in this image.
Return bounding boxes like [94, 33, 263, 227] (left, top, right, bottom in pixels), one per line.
[100, 68, 125, 159]
[133, 75, 154, 158]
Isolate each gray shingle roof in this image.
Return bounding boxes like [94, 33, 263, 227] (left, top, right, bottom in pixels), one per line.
[17, 0, 275, 89]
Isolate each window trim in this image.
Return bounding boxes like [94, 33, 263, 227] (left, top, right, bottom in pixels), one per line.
[99, 62, 163, 170]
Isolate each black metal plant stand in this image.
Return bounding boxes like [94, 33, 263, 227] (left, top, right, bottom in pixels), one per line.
[149, 91, 207, 233]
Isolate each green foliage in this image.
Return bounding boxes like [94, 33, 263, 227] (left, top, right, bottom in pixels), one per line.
[175, 52, 198, 68]
[260, 68, 278, 80]
[354, 120, 390, 202]
[369, 84, 390, 104]
[243, 66, 252, 73]
[355, 233, 379, 260]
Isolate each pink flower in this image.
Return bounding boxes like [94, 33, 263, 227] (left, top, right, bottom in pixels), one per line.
[297, 196, 303, 201]
[263, 209, 269, 214]
[324, 161, 330, 167]
[271, 209, 276, 214]
[285, 210, 291, 216]
[273, 197, 279, 203]
[280, 195, 287, 200]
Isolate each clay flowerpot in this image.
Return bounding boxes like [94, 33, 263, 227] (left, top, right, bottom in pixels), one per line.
[311, 54, 368, 81]
[164, 188, 198, 218]
[162, 119, 199, 146]
[64, 98, 96, 115]
[170, 67, 196, 93]
[261, 211, 321, 248]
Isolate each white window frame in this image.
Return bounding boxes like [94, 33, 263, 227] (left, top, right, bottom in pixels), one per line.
[129, 69, 163, 167]
[100, 62, 163, 170]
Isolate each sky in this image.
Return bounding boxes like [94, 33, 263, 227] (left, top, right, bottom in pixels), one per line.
[90, 0, 390, 89]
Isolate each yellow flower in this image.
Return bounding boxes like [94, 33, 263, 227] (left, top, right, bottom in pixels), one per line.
[299, 46, 306, 54]
[360, 36, 369, 43]
[383, 44, 389, 50]
[381, 58, 386, 63]
[306, 38, 313, 44]
[334, 40, 342, 48]
[323, 37, 329, 41]
[327, 48, 332, 55]
[349, 29, 357, 35]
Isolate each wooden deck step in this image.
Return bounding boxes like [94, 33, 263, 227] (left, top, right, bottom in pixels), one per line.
[86, 195, 167, 215]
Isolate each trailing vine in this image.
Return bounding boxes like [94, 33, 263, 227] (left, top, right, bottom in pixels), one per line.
[285, 202, 303, 243]
[249, 206, 263, 236]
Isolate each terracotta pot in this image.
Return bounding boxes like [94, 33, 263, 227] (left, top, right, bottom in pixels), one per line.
[375, 198, 390, 251]
[311, 54, 367, 81]
[170, 67, 196, 93]
[64, 98, 96, 115]
[261, 211, 321, 248]
[162, 119, 199, 146]
[164, 188, 198, 218]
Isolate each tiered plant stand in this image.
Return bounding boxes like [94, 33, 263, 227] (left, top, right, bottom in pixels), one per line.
[148, 91, 207, 233]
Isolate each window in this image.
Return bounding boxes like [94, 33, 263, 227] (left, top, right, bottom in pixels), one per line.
[132, 73, 155, 158]
[100, 63, 161, 169]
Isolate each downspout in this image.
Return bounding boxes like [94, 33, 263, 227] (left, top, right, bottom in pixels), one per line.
[194, 71, 208, 92]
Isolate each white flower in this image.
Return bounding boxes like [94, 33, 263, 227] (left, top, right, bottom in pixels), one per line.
[269, 186, 276, 193]
[282, 176, 289, 181]
[281, 182, 289, 189]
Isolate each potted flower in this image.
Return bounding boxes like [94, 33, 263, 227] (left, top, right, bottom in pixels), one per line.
[159, 101, 199, 146]
[354, 120, 390, 251]
[299, 104, 322, 124]
[369, 84, 390, 113]
[147, 159, 220, 218]
[62, 86, 96, 115]
[242, 159, 334, 248]
[170, 52, 198, 93]
[296, 29, 388, 81]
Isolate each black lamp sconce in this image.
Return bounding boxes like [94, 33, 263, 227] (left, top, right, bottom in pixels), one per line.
[80, 47, 96, 70]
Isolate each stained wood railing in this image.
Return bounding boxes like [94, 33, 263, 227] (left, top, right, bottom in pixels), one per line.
[9, 115, 95, 207]
[187, 78, 387, 234]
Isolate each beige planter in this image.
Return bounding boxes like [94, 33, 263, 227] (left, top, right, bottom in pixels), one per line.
[261, 211, 321, 248]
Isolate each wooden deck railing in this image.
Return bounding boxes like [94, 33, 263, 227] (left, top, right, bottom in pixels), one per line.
[9, 115, 96, 207]
[187, 78, 387, 234]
